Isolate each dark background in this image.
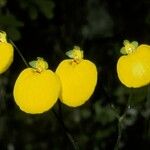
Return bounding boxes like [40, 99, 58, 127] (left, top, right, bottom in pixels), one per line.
[0, 0, 150, 149]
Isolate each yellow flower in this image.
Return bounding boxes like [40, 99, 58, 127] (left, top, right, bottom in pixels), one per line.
[117, 40, 150, 88]
[56, 46, 97, 107]
[13, 58, 61, 114]
[0, 31, 14, 74]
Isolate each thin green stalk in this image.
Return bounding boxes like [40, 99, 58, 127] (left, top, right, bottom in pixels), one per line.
[114, 88, 133, 150]
[114, 117, 122, 150]
[52, 109, 79, 150]
[9, 40, 29, 67]
[58, 100, 63, 119]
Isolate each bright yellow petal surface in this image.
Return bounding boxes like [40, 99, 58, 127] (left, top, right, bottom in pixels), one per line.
[117, 44, 150, 88]
[13, 68, 60, 114]
[56, 59, 97, 107]
[0, 43, 14, 74]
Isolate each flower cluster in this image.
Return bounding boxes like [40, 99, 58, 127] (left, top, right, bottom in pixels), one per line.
[1, 31, 150, 114]
[14, 47, 97, 114]
[0, 31, 98, 114]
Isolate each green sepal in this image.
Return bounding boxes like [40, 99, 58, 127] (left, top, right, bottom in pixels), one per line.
[120, 47, 127, 54]
[123, 40, 129, 46]
[43, 61, 48, 70]
[131, 41, 138, 48]
[66, 50, 74, 58]
[0, 30, 7, 42]
[120, 40, 139, 55]
[37, 57, 43, 60]
[29, 61, 37, 68]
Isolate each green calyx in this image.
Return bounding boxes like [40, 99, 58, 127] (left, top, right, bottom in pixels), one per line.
[29, 57, 48, 72]
[66, 46, 84, 63]
[120, 40, 138, 55]
[0, 31, 7, 43]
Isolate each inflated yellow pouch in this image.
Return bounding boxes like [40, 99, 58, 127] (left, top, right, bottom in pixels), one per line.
[117, 40, 150, 88]
[0, 31, 14, 74]
[13, 58, 60, 114]
[56, 46, 97, 107]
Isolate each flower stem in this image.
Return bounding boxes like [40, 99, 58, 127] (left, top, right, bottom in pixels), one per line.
[9, 40, 29, 67]
[52, 109, 79, 150]
[114, 88, 133, 150]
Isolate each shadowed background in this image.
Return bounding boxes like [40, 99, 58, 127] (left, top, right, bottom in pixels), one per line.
[0, 0, 150, 149]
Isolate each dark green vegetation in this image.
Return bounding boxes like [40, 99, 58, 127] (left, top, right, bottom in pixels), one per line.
[0, 0, 150, 149]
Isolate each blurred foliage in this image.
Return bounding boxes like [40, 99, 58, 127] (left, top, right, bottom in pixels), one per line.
[0, 0, 54, 40]
[0, 0, 150, 150]
[18, 0, 54, 20]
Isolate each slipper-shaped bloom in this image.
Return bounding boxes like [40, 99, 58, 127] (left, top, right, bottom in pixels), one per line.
[0, 31, 14, 74]
[117, 40, 150, 88]
[13, 57, 61, 114]
[56, 46, 97, 107]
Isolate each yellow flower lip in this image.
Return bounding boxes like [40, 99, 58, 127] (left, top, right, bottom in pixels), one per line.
[56, 46, 97, 107]
[66, 46, 84, 64]
[0, 31, 7, 43]
[29, 57, 49, 73]
[117, 43, 150, 88]
[120, 40, 138, 55]
[0, 31, 14, 74]
[13, 66, 61, 114]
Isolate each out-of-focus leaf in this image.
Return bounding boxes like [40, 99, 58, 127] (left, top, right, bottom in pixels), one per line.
[146, 11, 150, 25]
[81, 108, 91, 119]
[95, 127, 115, 139]
[28, 6, 38, 20]
[7, 27, 21, 41]
[94, 101, 117, 125]
[18, 0, 54, 20]
[122, 108, 138, 128]
[0, 0, 6, 7]
[130, 86, 148, 107]
[82, 0, 113, 39]
[34, 0, 54, 19]
[0, 14, 23, 27]
[19, 0, 28, 9]
[142, 85, 150, 118]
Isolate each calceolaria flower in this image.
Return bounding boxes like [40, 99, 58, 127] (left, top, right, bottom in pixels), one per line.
[56, 46, 97, 107]
[117, 40, 150, 88]
[0, 31, 14, 74]
[13, 57, 61, 114]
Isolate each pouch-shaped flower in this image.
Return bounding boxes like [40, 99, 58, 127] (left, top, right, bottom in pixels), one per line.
[117, 40, 150, 88]
[13, 58, 61, 114]
[0, 31, 14, 74]
[56, 46, 97, 107]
